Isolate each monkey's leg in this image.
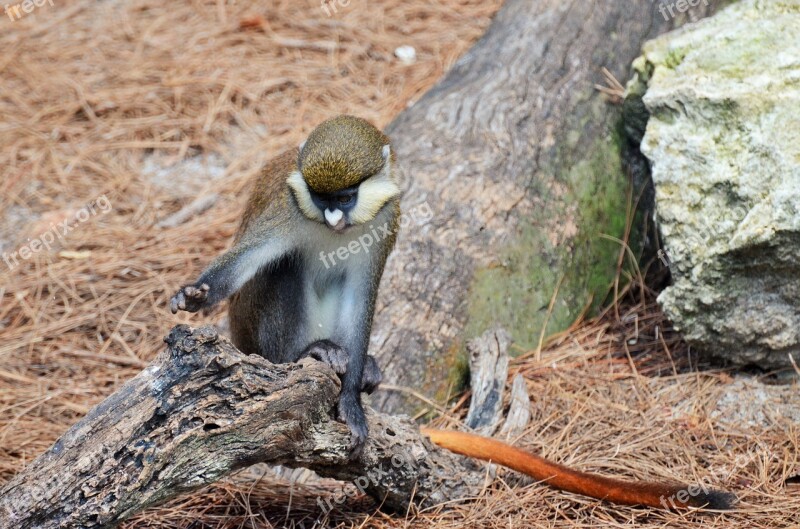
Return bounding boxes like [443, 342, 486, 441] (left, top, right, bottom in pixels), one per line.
[337, 354, 368, 456]
[361, 355, 382, 394]
[299, 339, 349, 375]
[298, 340, 368, 455]
[300, 342, 381, 395]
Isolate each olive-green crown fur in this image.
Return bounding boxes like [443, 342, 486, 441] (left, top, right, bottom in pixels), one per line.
[298, 115, 390, 194]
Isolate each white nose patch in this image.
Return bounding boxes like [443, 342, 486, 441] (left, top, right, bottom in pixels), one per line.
[324, 208, 344, 227]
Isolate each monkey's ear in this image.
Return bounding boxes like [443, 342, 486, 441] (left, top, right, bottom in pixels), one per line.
[382, 144, 391, 161]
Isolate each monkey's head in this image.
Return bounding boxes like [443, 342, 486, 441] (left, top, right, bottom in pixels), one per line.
[288, 115, 401, 232]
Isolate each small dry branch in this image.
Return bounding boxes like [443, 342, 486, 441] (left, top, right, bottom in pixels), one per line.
[0, 325, 485, 529]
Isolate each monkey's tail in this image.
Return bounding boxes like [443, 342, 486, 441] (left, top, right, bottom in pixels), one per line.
[420, 428, 736, 510]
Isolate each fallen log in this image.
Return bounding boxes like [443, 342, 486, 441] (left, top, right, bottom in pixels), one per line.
[0, 325, 484, 529]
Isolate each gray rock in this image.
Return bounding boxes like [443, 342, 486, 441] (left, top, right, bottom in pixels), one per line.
[712, 377, 800, 429]
[628, 0, 800, 368]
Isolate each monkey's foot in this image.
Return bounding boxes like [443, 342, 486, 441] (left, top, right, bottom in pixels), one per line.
[301, 339, 349, 375]
[170, 283, 210, 314]
[338, 393, 368, 457]
[361, 355, 383, 394]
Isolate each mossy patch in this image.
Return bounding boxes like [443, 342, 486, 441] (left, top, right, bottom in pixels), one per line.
[463, 126, 632, 357]
[663, 46, 689, 70]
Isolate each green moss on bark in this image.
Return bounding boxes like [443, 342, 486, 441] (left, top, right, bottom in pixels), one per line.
[464, 126, 631, 356]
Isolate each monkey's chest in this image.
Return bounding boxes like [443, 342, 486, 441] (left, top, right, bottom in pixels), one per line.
[304, 275, 344, 341]
[298, 225, 373, 344]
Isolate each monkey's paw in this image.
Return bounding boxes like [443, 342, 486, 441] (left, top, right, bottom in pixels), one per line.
[301, 339, 349, 375]
[170, 283, 210, 314]
[338, 394, 368, 458]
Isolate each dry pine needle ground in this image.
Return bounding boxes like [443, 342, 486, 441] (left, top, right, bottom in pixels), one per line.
[1, 1, 798, 527]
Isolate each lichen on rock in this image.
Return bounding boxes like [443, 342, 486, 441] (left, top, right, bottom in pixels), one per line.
[628, 0, 800, 368]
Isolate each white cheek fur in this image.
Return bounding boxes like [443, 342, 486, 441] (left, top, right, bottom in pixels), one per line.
[350, 161, 401, 225]
[287, 170, 324, 222]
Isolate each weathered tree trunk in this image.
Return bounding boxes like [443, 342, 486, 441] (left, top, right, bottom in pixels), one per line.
[373, 0, 727, 413]
[0, 326, 484, 529]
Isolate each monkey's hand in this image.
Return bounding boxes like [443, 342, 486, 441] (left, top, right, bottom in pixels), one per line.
[300, 340, 349, 375]
[169, 283, 210, 314]
[338, 392, 368, 457]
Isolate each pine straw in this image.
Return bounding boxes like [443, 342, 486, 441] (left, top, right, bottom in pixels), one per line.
[1, 1, 798, 527]
[119, 286, 800, 529]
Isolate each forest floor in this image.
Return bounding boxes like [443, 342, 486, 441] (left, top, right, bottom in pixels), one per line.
[1, 0, 798, 527]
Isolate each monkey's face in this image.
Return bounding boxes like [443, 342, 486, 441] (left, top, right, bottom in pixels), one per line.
[308, 184, 359, 232]
[288, 115, 401, 232]
[289, 154, 400, 232]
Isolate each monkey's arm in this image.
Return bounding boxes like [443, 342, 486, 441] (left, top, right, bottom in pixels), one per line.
[421, 429, 736, 510]
[170, 230, 293, 313]
[327, 271, 383, 455]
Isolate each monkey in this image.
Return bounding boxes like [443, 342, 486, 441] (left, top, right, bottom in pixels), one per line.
[170, 115, 401, 455]
[170, 115, 735, 509]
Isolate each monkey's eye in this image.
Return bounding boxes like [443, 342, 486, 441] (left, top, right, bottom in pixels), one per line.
[337, 195, 355, 206]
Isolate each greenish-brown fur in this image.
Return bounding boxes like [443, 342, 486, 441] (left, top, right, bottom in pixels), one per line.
[235, 149, 298, 243]
[299, 115, 390, 193]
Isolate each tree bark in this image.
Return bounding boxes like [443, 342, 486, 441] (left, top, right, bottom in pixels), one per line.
[0, 326, 484, 529]
[372, 0, 726, 413]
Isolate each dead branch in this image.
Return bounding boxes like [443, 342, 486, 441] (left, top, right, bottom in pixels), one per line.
[0, 325, 485, 529]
